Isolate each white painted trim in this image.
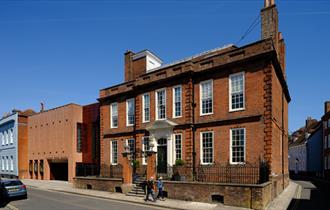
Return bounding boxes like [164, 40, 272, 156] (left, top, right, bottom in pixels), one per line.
[174, 133, 183, 161]
[142, 93, 150, 123]
[142, 137, 148, 165]
[199, 80, 213, 116]
[110, 140, 118, 165]
[110, 103, 118, 128]
[229, 128, 246, 165]
[229, 72, 245, 112]
[200, 131, 214, 165]
[172, 85, 182, 118]
[155, 88, 167, 120]
[126, 98, 135, 126]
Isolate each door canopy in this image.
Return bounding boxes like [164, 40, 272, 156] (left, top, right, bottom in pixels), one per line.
[146, 120, 177, 139]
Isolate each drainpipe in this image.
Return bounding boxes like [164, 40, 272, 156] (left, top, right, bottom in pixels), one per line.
[281, 91, 285, 189]
[191, 73, 196, 180]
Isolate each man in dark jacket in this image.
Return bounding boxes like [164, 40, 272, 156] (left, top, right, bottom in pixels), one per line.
[144, 176, 156, 202]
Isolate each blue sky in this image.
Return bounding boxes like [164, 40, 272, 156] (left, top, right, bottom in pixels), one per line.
[0, 0, 329, 132]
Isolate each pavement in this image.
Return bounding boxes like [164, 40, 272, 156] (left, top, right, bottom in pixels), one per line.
[7, 179, 299, 210]
[266, 181, 299, 210]
[19, 179, 246, 210]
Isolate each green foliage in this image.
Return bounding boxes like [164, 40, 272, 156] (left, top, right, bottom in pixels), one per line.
[175, 159, 185, 166]
[132, 160, 140, 169]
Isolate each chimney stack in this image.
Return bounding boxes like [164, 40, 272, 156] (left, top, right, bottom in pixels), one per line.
[325, 101, 330, 114]
[40, 102, 45, 112]
[261, 0, 286, 78]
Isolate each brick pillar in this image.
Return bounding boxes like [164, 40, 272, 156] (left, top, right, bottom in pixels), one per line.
[122, 155, 132, 184]
[146, 152, 157, 179]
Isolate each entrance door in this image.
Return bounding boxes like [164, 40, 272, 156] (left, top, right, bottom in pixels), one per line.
[157, 138, 167, 174]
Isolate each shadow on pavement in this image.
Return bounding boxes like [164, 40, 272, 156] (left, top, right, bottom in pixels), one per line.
[0, 196, 27, 208]
[287, 176, 330, 210]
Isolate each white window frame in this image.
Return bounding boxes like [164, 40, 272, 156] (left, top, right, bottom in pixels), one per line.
[6, 156, 9, 171]
[110, 103, 118, 128]
[1, 157, 4, 171]
[174, 133, 183, 161]
[200, 80, 213, 116]
[1, 132, 4, 146]
[126, 139, 135, 154]
[155, 88, 166, 120]
[9, 129, 13, 144]
[200, 131, 214, 165]
[110, 140, 118, 165]
[172, 85, 182, 118]
[142, 93, 150, 123]
[229, 72, 245, 112]
[230, 128, 246, 165]
[10, 156, 13, 172]
[126, 98, 135, 126]
[5, 131, 8, 145]
[142, 137, 149, 165]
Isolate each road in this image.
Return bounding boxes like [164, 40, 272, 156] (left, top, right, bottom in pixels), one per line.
[288, 179, 330, 210]
[1, 187, 166, 210]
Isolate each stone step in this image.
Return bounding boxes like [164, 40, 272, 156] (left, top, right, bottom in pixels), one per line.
[126, 193, 145, 197]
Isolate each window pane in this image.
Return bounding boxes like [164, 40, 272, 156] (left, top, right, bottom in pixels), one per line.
[175, 134, 182, 160]
[174, 87, 182, 117]
[202, 132, 213, 164]
[231, 129, 245, 163]
[111, 103, 118, 127]
[230, 73, 244, 110]
[127, 99, 135, 125]
[112, 141, 118, 164]
[127, 139, 135, 154]
[157, 90, 166, 119]
[201, 81, 213, 114]
[143, 94, 150, 122]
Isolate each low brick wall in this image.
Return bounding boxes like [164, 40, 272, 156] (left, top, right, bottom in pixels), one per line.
[163, 181, 272, 210]
[74, 176, 123, 193]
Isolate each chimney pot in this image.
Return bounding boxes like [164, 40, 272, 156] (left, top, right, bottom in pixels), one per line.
[325, 101, 330, 114]
[40, 102, 45, 112]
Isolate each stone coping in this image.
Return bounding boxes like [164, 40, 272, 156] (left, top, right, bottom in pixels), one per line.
[74, 176, 123, 181]
[163, 180, 272, 188]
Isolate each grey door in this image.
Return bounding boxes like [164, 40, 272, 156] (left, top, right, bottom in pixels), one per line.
[157, 138, 167, 174]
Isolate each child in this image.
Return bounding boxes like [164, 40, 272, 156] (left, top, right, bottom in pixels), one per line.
[157, 176, 165, 200]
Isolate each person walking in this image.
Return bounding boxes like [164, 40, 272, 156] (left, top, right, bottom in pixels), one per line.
[144, 176, 156, 202]
[157, 176, 165, 200]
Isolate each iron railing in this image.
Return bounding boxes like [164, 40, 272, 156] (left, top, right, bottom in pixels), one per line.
[109, 164, 123, 178]
[170, 162, 269, 184]
[76, 163, 99, 177]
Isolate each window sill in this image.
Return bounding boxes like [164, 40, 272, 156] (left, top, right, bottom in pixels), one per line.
[229, 108, 245, 113]
[172, 115, 182, 119]
[200, 163, 214, 166]
[200, 113, 213, 117]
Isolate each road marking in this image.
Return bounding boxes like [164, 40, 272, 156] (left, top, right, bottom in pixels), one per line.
[7, 204, 19, 210]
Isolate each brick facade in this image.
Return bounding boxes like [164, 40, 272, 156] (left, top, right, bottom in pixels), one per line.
[95, 0, 290, 207]
[28, 103, 100, 182]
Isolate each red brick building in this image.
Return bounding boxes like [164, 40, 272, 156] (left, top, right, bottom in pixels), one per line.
[322, 101, 330, 178]
[92, 0, 290, 208]
[28, 103, 99, 182]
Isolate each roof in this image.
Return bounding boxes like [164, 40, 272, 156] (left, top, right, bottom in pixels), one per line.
[99, 39, 290, 102]
[29, 103, 81, 117]
[289, 120, 321, 147]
